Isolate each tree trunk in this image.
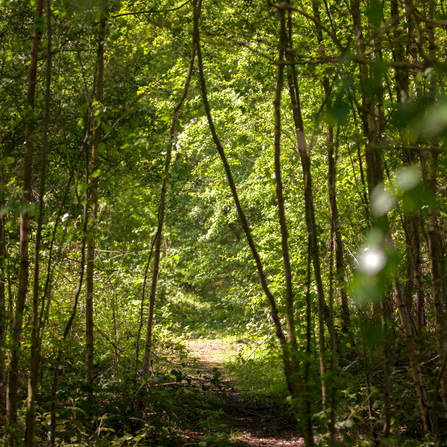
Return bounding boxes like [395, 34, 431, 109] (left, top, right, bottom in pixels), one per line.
[7, 1, 44, 444]
[273, 3, 298, 358]
[86, 2, 108, 386]
[51, 212, 88, 447]
[350, 0, 433, 434]
[142, 33, 196, 375]
[413, 213, 425, 334]
[49, 109, 92, 444]
[425, 0, 447, 412]
[0, 172, 5, 422]
[283, 17, 329, 411]
[193, 3, 315, 445]
[425, 149, 447, 410]
[327, 112, 350, 335]
[311, 0, 350, 338]
[26, 0, 52, 443]
[193, 0, 288, 359]
[135, 233, 157, 373]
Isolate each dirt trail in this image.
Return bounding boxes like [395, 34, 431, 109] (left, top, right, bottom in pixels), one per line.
[185, 339, 304, 447]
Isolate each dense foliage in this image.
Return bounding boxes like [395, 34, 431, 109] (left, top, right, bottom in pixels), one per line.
[0, 0, 446, 445]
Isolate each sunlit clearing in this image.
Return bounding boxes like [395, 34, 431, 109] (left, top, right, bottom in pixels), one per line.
[396, 166, 421, 191]
[359, 247, 386, 275]
[371, 184, 396, 217]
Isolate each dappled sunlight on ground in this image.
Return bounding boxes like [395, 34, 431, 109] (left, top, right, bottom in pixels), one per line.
[184, 339, 305, 447]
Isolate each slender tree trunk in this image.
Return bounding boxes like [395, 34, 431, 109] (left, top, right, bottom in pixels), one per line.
[273, 10, 315, 441]
[311, 0, 350, 337]
[86, 2, 108, 386]
[374, 27, 394, 438]
[193, 5, 314, 445]
[50, 219, 88, 447]
[26, 0, 52, 443]
[51, 124, 91, 446]
[193, 0, 288, 357]
[357, 307, 374, 419]
[0, 166, 5, 422]
[7, 2, 44, 444]
[403, 212, 415, 313]
[142, 35, 196, 375]
[304, 244, 314, 446]
[413, 212, 425, 334]
[142, 225, 163, 374]
[111, 285, 120, 363]
[327, 113, 350, 335]
[283, 13, 329, 411]
[425, 148, 447, 410]
[350, 0, 433, 433]
[353, 114, 370, 222]
[0, 116, 6, 422]
[379, 296, 392, 438]
[273, 3, 298, 358]
[85, 223, 95, 388]
[135, 233, 157, 374]
[401, 194, 425, 336]
[425, 0, 447, 412]
[391, 0, 424, 340]
[351, 0, 390, 436]
[393, 276, 433, 433]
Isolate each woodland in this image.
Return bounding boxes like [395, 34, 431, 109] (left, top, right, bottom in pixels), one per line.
[0, 0, 447, 445]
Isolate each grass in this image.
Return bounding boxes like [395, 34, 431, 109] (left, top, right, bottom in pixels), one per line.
[156, 289, 288, 402]
[156, 290, 248, 340]
[223, 339, 289, 401]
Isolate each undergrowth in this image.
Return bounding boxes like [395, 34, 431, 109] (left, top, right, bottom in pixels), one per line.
[2, 290, 446, 446]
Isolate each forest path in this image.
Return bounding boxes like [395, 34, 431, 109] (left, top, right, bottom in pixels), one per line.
[184, 338, 304, 447]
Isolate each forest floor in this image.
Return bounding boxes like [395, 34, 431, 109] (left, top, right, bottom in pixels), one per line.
[180, 338, 304, 446]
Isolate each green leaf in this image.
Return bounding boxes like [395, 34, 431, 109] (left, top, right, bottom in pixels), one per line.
[98, 142, 106, 154]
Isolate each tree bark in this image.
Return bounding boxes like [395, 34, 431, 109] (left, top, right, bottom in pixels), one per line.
[273, 10, 315, 442]
[273, 3, 298, 358]
[135, 233, 157, 373]
[310, 2, 350, 338]
[327, 106, 350, 335]
[51, 212, 88, 447]
[424, 0, 447, 412]
[193, 5, 312, 445]
[350, 0, 433, 434]
[142, 33, 196, 375]
[193, 0, 288, 357]
[0, 164, 5, 422]
[413, 212, 425, 334]
[7, 1, 44, 444]
[283, 11, 329, 411]
[86, 1, 108, 386]
[26, 0, 52, 443]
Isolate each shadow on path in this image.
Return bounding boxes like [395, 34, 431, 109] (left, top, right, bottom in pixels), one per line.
[184, 339, 304, 447]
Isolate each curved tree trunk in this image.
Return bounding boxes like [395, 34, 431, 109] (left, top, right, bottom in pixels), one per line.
[193, 1, 313, 445]
[50, 115, 92, 446]
[142, 30, 196, 375]
[50, 208, 88, 447]
[193, 0, 288, 359]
